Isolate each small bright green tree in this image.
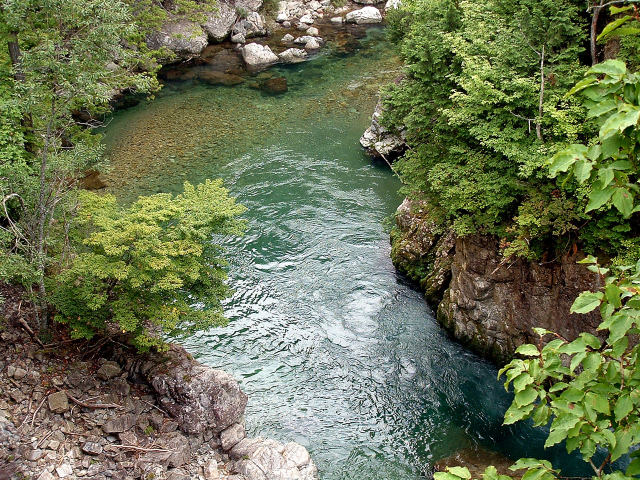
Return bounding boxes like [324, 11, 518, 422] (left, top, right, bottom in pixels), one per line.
[49, 180, 246, 351]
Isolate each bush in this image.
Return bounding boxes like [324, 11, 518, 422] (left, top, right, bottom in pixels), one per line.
[49, 180, 246, 351]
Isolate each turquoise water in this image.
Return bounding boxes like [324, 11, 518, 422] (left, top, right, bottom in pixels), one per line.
[101, 29, 590, 479]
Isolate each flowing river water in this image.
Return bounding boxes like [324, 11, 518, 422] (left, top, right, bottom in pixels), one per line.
[100, 28, 589, 480]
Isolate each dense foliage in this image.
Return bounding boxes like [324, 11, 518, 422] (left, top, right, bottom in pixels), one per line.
[384, 0, 640, 260]
[50, 181, 245, 351]
[0, 0, 245, 348]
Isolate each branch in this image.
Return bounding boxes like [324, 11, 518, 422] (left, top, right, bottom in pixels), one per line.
[588, 0, 640, 10]
[537, 45, 545, 142]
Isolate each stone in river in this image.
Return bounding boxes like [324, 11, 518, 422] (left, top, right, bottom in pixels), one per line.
[261, 77, 288, 94]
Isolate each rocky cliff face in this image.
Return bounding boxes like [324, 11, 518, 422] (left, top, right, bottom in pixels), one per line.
[391, 199, 602, 363]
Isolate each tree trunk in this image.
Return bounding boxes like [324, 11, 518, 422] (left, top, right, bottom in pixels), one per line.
[591, 1, 605, 66]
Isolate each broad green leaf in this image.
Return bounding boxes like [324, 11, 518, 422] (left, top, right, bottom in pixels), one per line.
[600, 108, 640, 140]
[626, 458, 640, 476]
[586, 187, 615, 212]
[597, 16, 632, 42]
[545, 427, 569, 448]
[611, 428, 633, 461]
[586, 392, 610, 415]
[612, 188, 634, 218]
[566, 76, 598, 97]
[574, 160, 593, 183]
[434, 473, 463, 480]
[515, 386, 538, 407]
[588, 59, 627, 77]
[587, 99, 618, 119]
[570, 291, 603, 314]
[605, 284, 623, 308]
[515, 344, 540, 357]
[513, 373, 535, 393]
[598, 167, 615, 187]
[447, 467, 471, 479]
[614, 395, 633, 422]
[503, 402, 535, 425]
[510, 459, 550, 471]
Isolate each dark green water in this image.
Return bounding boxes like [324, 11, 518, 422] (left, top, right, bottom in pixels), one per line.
[101, 29, 590, 479]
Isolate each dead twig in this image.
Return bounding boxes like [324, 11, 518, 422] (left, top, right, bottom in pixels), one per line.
[17, 316, 44, 347]
[65, 391, 123, 410]
[106, 444, 173, 453]
[30, 396, 48, 428]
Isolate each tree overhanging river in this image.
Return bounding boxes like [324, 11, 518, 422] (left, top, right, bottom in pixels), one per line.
[100, 27, 590, 480]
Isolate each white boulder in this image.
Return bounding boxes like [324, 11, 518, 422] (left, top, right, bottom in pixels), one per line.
[241, 43, 279, 69]
[345, 6, 382, 24]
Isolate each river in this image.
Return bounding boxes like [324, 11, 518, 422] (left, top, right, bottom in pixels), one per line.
[100, 27, 589, 479]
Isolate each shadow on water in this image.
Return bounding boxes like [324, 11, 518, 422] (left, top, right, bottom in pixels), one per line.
[100, 27, 595, 480]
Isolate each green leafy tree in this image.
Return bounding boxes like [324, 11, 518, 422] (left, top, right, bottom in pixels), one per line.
[384, 0, 591, 257]
[0, 0, 158, 329]
[49, 180, 246, 351]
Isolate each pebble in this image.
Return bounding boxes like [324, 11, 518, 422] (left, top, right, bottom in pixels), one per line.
[56, 463, 73, 478]
[82, 441, 103, 455]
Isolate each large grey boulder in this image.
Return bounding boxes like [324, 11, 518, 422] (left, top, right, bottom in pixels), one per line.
[241, 43, 279, 70]
[113, 344, 248, 434]
[146, 20, 208, 60]
[345, 6, 382, 24]
[202, 1, 238, 42]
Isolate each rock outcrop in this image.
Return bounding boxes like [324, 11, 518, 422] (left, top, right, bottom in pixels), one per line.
[390, 198, 603, 363]
[360, 99, 407, 160]
[0, 285, 318, 480]
[146, 19, 209, 61]
[202, 1, 238, 42]
[113, 344, 248, 434]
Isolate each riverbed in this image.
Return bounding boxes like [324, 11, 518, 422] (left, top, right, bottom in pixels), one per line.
[100, 28, 589, 479]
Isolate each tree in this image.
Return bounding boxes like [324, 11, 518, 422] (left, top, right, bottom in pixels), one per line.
[49, 180, 246, 351]
[436, 56, 640, 480]
[0, 0, 158, 329]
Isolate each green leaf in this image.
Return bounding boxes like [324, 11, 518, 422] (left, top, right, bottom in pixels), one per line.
[570, 291, 603, 314]
[585, 392, 610, 415]
[614, 395, 633, 422]
[545, 427, 569, 448]
[587, 99, 618, 119]
[588, 59, 627, 77]
[515, 344, 540, 357]
[597, 16, 632, 42]
[598, 167, 615, 187]
[515, 386, 538, 407]
[586, 187, 615, 212]
[605, 284, 623, 308]
[574, 160, 593, 183]
[566, 76, 598, 97]
[612, 188, 634, 218]
[447, 467, 472, 479]
[510, 459, 550, 471]
[611, 428, 633, 462]
[434, 473, 462, 480]
[600, 108, 640, 140]
[513, 373, 535, 393]
[626, 458, 640, 476]
[503, 402, 535, 425]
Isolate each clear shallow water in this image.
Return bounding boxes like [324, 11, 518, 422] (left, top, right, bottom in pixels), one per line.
[101, 29, 590, 479]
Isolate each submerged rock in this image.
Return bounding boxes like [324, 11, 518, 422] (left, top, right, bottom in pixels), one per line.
[345, 6, 382, 24]
[262, 76, 288, 93]
[199, 70, 245, 86]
